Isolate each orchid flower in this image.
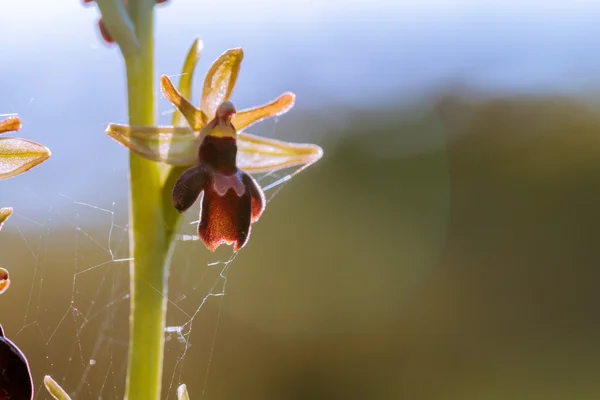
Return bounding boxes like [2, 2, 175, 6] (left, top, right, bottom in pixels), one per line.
[106, 42, 322, 251]
[106, 44, 322, 175]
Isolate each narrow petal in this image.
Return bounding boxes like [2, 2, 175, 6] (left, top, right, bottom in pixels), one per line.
[237, 132, 323, 174]
[201, 48, 243, 118]
[232, 92, 295, 132]
[198, 184, 252, 252]
[0, 330, 34, 399]
[105, 123, 200, 166]
[172, 39, 203, 127]
[172, 166, 208, 212]
[241, 172, 265, 222]
[0, 117, 21, 134]
[161, 75, 207, 131]
[0, 138, 51, 180]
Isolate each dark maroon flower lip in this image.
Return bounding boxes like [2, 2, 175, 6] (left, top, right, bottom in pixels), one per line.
[0, 324, 34, 400]
[172, 134, 266, 252]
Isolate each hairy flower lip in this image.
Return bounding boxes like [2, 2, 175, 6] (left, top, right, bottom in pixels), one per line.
[172, 134, 266, 252]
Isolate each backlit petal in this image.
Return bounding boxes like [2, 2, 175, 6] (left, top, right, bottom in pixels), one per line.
[237, 132, 323, 174]
[105, 124, 200, 166]
[0, 138, 51, 180]
[232, 92, 295, 132]
[161, 75, 207, 131]
[201, 48, 243, 118]
[0, 117, 21, 134]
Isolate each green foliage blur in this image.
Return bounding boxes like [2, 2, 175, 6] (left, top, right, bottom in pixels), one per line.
[2, 90, 600, 399]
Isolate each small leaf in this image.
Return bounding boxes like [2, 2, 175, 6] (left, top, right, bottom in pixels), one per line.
[106, 124, 200, 166]
[0, 117, 21, 134]
[44, 375, 72, 400]
[172, 38, 204, 127]
[177, 384, 190, 400]
[161, 75, 207, 131]
[237, 132, 323, 173]
[0, 267, 9, 294]
[201, 48, 243, 118]
[232, 92, 295, 132]
[0, 207, 13, 230]
[0, 138, 51, 180]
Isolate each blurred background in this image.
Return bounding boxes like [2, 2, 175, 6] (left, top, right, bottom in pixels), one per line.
[2, 0, 600, 398]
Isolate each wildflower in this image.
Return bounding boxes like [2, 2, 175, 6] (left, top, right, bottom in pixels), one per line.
[0, 324, 34, 400]
[106, 45, 322, 174]
[106, 44, 322, 251]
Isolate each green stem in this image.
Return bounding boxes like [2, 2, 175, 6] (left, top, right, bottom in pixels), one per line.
[123, 2, 169, 399]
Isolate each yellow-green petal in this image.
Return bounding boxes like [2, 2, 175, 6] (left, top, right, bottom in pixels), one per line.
[44, 376, 72, 400]
[106, 124, 200, 166]
[161, 75, 207, 131]
[201, 48, 243, 118]
[237, 132, 323, 173]
[0, 117, 21, 134]
[172, 38, 203, 127]
[0, 138, 51, 180]
[232, 92, 295, 132]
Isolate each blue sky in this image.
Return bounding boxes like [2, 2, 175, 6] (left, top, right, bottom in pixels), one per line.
[3, 0, 600, 217]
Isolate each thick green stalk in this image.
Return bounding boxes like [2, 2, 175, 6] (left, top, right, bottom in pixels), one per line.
[123, 1, 168, 399]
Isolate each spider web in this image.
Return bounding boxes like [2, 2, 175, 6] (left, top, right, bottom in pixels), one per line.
[0, 128, 310, 399]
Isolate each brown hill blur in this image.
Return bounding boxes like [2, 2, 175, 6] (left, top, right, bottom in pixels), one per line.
[1, 92, 600, 399]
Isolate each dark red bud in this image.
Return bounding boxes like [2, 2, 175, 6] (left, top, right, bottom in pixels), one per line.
[97, 19, 115, 44]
